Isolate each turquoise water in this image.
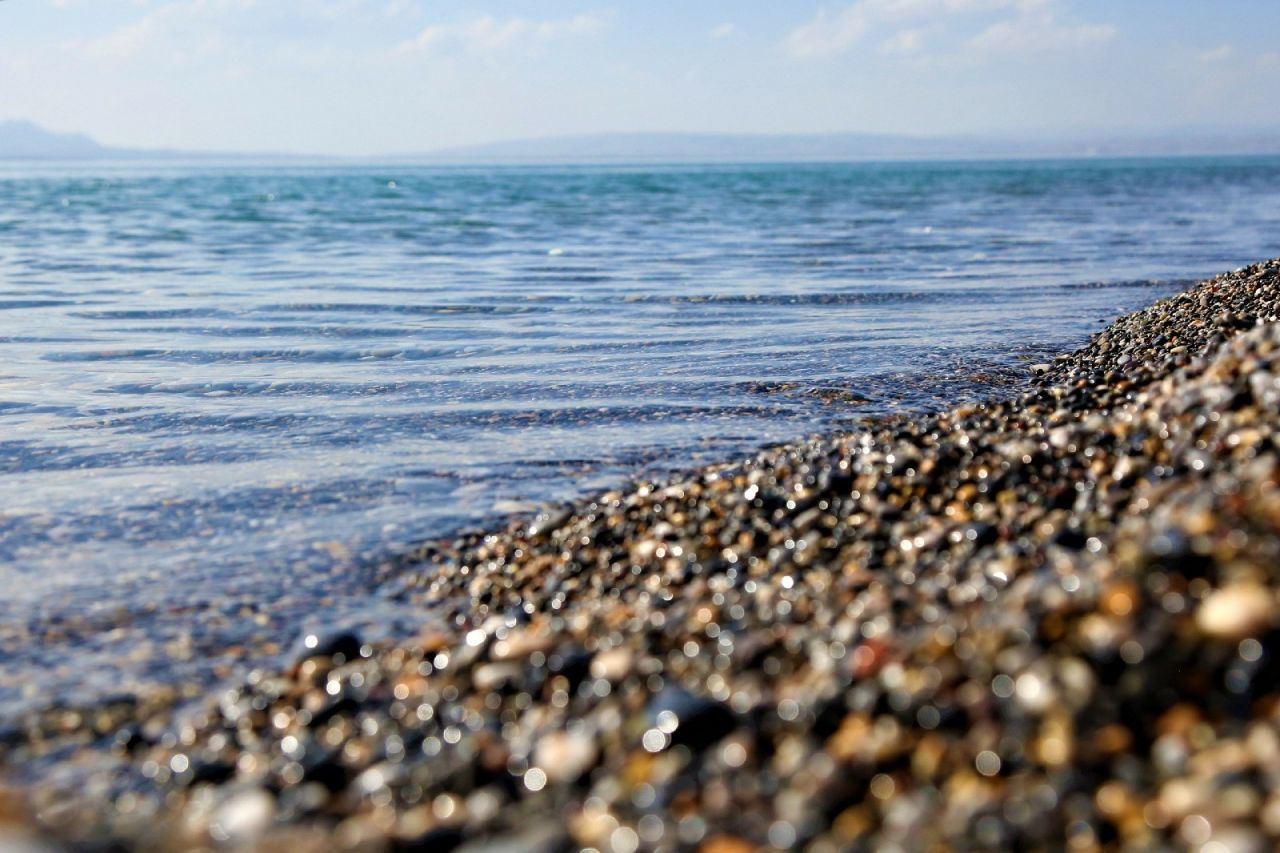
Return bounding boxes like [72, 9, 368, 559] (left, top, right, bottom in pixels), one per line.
[1, 157, 1278, 709]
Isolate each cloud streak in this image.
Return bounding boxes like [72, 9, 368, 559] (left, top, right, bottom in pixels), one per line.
[1197, 44, 1233, 65]
[880, 28, 924, 54]
[397, 13, 608, 56]
[971, 12, 1114, 53]
[65, 0, 387, 65]
[783, 6, 869, 59]
[783, 0, 1113, 60]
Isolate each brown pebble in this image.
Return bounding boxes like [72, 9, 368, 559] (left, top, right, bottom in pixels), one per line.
[1196, 584, 1274, 640]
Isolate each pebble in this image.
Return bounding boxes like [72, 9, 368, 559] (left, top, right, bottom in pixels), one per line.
[1196, 584, 1274, 640]
[293, 629, 364, 666]
[590, 646, 634, 683]
[209, 788, 275, 846]
[534, 730, 599, 784]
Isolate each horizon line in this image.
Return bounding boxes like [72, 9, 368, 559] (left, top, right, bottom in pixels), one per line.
[5, 120, 1280, 163]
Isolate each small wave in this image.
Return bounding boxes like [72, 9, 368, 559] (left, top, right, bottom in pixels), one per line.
[70, 308, 234, 320]
[622, 290, 960, 306]
[43, 346, 463, 364]
[0, 299, 72, 309]
[100, 401, 795, 442]
[113, 324, 412, 340]
[0, 441, 269, 474]
[1058, 278, 1194, 290]
[512, 273, 614, 284]
[251, 302, 548, 316]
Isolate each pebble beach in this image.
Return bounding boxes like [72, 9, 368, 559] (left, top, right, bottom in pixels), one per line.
[6, 257, 1280, 850]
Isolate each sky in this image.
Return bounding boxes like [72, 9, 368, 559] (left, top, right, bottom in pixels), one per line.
[1, 0, 1278, 156]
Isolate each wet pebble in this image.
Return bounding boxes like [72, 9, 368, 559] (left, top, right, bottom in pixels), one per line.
[1196, 584, 1274, 640]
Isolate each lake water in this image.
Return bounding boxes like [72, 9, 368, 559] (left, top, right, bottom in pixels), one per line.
[2, 157, 1279, 712]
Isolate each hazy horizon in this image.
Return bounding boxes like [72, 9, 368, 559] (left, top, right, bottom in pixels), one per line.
[8, 118, 1280, 163]
[3, 1, 1278, 157]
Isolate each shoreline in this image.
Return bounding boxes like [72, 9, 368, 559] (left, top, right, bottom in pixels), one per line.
[7, 258, 1280, 849]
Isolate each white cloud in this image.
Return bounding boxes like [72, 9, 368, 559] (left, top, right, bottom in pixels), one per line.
[384, 0, 418, 18]
[783, 6, 869, 59]
[1197, 44, 1233, 64]
[68, 4, 610, 68]
[710, 22, 737, 40]
[65, 0, 386, 65]
[880, 28, 923, 54]
[782, 0, 1015, 59]
[869, 0, 1029, 16]
[970, 12, 1114, 53]
[74, 1, 237, 64]
[784, 0, 1112, 60]
[398, 13, 607, 56]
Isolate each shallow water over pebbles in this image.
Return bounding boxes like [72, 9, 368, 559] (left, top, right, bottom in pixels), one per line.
[1, 157, 1278, 712]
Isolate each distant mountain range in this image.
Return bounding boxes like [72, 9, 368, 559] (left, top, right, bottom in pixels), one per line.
[0, 120, 118, 159]
[4, 119, 1280, 164]
[0, 120, 304, 162]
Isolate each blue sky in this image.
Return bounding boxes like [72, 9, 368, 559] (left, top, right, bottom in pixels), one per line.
[2, 0, 1278, 155]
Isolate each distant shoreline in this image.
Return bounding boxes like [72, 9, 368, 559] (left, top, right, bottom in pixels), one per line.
[5, 118, 1280, 165]
[4, 151, 1280, 171]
